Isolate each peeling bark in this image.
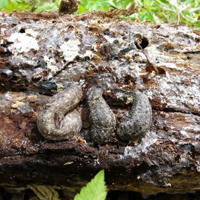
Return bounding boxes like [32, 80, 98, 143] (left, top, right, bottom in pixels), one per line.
[0, 11, 200, 199]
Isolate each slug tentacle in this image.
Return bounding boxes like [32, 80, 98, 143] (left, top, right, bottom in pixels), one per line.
[116, 91, 152, 141]
[87, 86, 116, 145]
[37, 84, 83, 141]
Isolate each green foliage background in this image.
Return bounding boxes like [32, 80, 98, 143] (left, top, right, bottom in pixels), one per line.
[0, 0, 199, 27]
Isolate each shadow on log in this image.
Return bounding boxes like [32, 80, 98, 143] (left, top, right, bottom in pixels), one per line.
[0, 11, 200, 200]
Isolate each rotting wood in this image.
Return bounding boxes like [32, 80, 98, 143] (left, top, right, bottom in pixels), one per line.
[0, 11, 200, 199]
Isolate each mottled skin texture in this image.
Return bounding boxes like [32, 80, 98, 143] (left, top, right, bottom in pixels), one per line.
[87, 86, 116, 145]
[37, 84, 83, 141]
[116, 91, 152, 141]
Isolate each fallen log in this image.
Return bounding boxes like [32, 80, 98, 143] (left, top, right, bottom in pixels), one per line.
[0, 11, 200, 199]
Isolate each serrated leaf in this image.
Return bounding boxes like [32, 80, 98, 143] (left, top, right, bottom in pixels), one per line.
[74, 170, 107, 200]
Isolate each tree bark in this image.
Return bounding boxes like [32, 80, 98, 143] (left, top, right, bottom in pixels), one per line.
[0, 11, 200, 199]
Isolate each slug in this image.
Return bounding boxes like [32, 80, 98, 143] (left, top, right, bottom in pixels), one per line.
[116, 91, 152, 141]
[87, 86, 116, 145]
[37, 84, 83, 141]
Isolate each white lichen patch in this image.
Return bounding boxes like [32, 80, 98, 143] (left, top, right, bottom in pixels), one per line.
[146, 45, 189, 71]
[43, 55, 58, 78]
[60, 38, 80, 62]
[103, 34, 124, 44]
[158, 24, 200, 51]
[182, 124, 200, 134]
[82, 50, 94, 59]
[155, 73, 200, 112]
[176, 119, 200, 140]
[124, 131, 159, 158]
[180, 130, 191, 139]
[8, 30, 39, 53]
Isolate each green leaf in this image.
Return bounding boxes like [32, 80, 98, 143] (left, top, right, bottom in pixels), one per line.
[190, 7, 200, 12]
[147, 11, 157, 23]
[3, 0, 18, 12]
[34, 2, 56, 13]
[0, 0, 9, 10]
[2, 0, 32, 12]
[74, 170, 107, 200]
[112, 0, 130, 8]
[77, 0, 110, 13]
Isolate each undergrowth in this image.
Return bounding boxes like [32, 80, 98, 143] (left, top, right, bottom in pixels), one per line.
[74, 170, 107, 200]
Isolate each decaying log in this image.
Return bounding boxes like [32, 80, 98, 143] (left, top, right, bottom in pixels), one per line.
[0, 11, 200, 199]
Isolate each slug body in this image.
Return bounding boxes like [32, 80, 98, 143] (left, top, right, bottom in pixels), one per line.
[37, 84, 83, 141]
[87, 86, 116, 145]
[116, 91, 152, 141]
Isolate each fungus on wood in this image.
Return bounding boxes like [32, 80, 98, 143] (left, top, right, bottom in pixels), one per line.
[0, 10, 200, 200]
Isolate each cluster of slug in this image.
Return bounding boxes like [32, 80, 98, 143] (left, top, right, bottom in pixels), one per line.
[37, 84, 152, 145]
